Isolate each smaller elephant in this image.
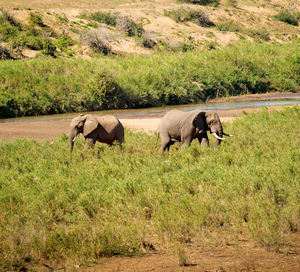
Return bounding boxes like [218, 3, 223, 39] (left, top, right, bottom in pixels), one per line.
[69, 114, 124, 152]
[156, 110, 232, 152]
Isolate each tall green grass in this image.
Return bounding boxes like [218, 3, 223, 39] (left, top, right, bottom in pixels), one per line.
[0, 41, 299, 118]
[0, 107, 299, 270]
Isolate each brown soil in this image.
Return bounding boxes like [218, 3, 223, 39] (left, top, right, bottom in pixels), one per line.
[85, 234, 300, 272]
[30, 233, 300, 272]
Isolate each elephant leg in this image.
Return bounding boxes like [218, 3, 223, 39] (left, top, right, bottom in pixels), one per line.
[198, 133, 209, 147]
[159, 134, 172, 152]
[181, 136, 192, 151]
[84, 137, 96, 152]
[116, 136, 124, 150]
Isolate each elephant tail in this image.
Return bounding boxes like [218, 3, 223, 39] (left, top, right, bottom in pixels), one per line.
[155, 131, 160, 148]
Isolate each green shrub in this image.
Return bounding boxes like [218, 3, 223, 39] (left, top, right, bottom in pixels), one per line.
[56, 35, 75, 50]
[28, 12, 45, 27]
[165, 8, 214, 27]
[0, 44, 12, 59]
[216, 20, 242, 32]
[116, 15, 144, 37]
[274, 9, 298, 26]
[246, 29, 270, 41]
[177, 0, 219, 6]
[79, 12, 116, 26]
[0, 11, 21, 41]
[87, 22, 99, 28]
[56, 15, 69, 25]
[82, 30, 111, 55]
[0, 22, 19, 41]
[24, 35, 43, 50]
[42, 39, 56, 56]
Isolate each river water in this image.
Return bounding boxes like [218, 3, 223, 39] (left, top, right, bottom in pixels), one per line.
[1, 94, 299, 123]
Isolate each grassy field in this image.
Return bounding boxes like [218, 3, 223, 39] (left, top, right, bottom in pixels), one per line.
[0, 106, 299, 270]
[1, 41, 299, 118]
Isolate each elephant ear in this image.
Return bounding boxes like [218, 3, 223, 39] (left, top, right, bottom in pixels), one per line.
[192, 111, 206, 130]
[83, 115, 98, 136]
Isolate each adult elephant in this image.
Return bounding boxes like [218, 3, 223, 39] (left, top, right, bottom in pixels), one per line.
[69, 114, 124, 152]
[156, 110, 232, 152]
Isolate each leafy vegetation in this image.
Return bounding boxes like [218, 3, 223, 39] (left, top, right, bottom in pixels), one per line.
[164, 8, 214, 27]
[0, 41, 298, 118]
[0, 10, 74, 58]
[216, 19, 243, 32]
[116, 15, 144, 37]
[0, 44, 12, 59]
[28, 12, 45, 27]
[274, 9, 298, 26]
[176, 0, 219, 7]
[79, 11, 117, 26]
[0, 107, 299, 271]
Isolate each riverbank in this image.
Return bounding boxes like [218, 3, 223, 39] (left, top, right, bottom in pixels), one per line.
[1, 42, 299, 118]
[0, 103, 298, 141]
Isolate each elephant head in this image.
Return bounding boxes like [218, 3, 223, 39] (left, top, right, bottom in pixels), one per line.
[69, 114, 98, 152]
[194, 111, 232, 146]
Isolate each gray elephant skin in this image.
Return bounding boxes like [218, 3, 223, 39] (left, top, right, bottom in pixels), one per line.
[156, 110, 232, 152]
[69, 114, 124, 152]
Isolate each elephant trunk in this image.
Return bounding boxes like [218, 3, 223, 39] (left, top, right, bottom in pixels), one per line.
[69, 129, 77, 153]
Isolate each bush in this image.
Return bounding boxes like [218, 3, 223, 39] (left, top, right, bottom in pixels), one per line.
[142, 35, 157, 49]
[176, 0, 219, 6]
[56, 35, 75, 50]
[0, 22, 19, 41]
[82, 29, 111, 55]
[216, 20, 242, 32]
[24, 35, 43, 50]
[28, 12, 45, 27]
[42, 39, 56, 56]
[165, 8, 214, 27]
[116, 15, 144, 37]
[79, 12, 116, 26]
[274, 9, 298, 26]
[246, 29, 270, 41]
[0, 44, 12, 59]
[56, 15, 69, 25]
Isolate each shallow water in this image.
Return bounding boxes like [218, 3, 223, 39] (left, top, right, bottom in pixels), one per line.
[1, 98, 299, 123]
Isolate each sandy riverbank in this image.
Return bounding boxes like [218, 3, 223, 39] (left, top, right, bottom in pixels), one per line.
[0, 104, 296, 141]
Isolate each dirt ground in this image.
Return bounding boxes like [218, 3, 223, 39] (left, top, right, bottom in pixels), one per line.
[1, 94, 300, 272]
[83, 233, 300, 272]
[30, 227, 300, 272]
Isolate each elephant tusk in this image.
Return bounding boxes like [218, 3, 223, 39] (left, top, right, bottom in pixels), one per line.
[72, 136, 77, 143]
[213, 132, 225, 140]
[223, 132, 233, 137]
